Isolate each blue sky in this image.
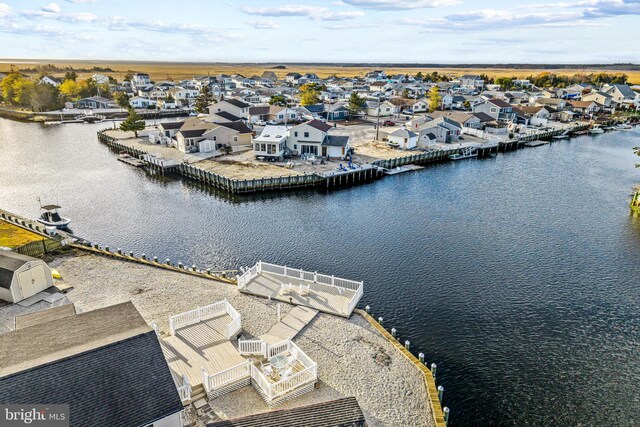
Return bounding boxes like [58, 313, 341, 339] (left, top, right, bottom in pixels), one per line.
[0, 0, 638, 63]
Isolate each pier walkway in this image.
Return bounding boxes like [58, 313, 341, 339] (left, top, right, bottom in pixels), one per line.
[259, 306, 319, 345]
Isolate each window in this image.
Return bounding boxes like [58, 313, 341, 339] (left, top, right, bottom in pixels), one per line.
[254, 143, 260, 151]
[490, 107, 497, 113]
[294, 144, 298, 149]
[294, 131, 298, 137]
[233, 136, 238, 142]
[213, 136, 217, 141]
[304, 132, 309, 138]
[301, 144, 318, 155]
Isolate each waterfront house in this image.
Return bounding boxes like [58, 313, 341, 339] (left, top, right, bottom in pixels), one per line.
[535, 97, 566, 111]
[417, 116, 462, 145]
[287, 119, 350, 158]
[129, 96, 156, 109]
[520, 106, 557, 125]
[603, 84, 639, 109]
[253, 125, 290, 159]
[175, 118, 217, 153]
[387, 128, 418, 149]
[472, 99, 517, 122]
[75, 96, 113, 109]
[158, 121, 184, 139]
[0, 252, 53, 304]
[582, 91, 615, 111]
[201, 121, 253, 153]
[207, 110, 244, 123]
[429, 111, 484, 129]
[209, 99, 250, 119]
[0, 302, 184, 427]
[567, 100, 600, 115]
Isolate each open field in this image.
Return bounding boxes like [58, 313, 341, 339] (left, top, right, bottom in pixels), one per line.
[2, 60, 639, 84]
[0, 220, 45, 248]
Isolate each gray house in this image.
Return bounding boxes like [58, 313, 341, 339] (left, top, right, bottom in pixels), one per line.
[0, 302, 184, 427]
[472, 99, 517, 122]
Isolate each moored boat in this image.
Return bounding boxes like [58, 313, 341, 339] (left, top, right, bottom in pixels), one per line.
[449, 147, 478, 160]
[36, 203, 71, 229]
[589, 125, 604, 134]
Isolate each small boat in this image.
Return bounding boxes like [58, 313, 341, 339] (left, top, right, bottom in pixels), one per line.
[524, 140, 548, 147]
[615, 124, 633, 131]
[36, 203, 71, 229]
[449, 147, 478, 160]
[589, 125, 604, 134]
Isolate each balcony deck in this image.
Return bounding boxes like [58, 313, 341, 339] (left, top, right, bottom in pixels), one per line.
[160, 313, 246, 388]
[239, 271, 356, 317]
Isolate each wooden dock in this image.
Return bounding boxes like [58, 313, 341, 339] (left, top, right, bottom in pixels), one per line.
[240, 271, 357, 318]
[259, 306, 319, 345]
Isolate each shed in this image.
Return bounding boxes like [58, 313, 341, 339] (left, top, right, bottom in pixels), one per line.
[388, 129, 418, 149]
[0, 252, 53, 303]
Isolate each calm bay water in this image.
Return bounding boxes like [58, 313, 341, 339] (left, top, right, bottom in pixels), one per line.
[1, 118, 639, 426]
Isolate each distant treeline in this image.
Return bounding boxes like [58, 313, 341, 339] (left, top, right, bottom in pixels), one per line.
[280, 63, 640, 71]
[13, 64, 115, 74]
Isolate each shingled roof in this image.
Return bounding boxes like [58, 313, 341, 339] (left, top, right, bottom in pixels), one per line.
[0, 302, 182, 427]
[0, 252, 37, 289]
[207, 397, 366, 427]
[306, 119, 332, 132]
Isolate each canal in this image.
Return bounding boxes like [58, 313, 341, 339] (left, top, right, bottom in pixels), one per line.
[1, 118, 639, 426]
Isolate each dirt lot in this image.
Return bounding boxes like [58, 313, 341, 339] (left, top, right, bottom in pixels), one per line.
[354, 142, 423, 162]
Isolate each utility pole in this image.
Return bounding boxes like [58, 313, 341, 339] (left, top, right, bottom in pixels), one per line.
[376, 94, 381, 141]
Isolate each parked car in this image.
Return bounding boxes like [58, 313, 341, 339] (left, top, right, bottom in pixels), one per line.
[255, 120, 266, 126]
[382, 120, 395, 127]
[403, 109, 414, 115]
[266, 120, 277, 125]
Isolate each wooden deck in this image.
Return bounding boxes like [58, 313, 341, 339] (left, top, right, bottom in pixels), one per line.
[240, 272, 356, 317]
[259, 306, 318, 345]
[160, 313, 246, 388]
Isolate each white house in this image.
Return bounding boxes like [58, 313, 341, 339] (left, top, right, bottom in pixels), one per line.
[387, 129, 417, 149]
[412, 98, 429, 113]
[132, 73, 151, 88]
[40, 76, 62, 87]
[365, 100, 396, 117]
[253, 125, 290, 159]
[417, 116, 462, 145]
[287, 119, 350, 158]
[0, 252, 53, 303]
[129, 96, 156, 109]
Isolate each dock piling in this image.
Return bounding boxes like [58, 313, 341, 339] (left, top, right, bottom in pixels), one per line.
[419, 352, 425, 363]
[438, 385, 444, 403]
[431, 363, 437, 378]
[443, 407, 450, 425]
[404, 340, 410, 350]
[391, 328, 397, 337]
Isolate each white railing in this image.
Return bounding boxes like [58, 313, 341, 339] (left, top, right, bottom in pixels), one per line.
[237, 264, 259, 289]
[346, 285, 364, 315]
[225, 301, 242, 339]
[177, 374, 191, 404]
[257, 261, 364, 293]
[239, 338, 266, 355]
[267, 339, 291, 359]
[169, 300, 226, 335]
[202, 360, 252, 392]
[169, 299, 242, 337]
[270, 364, 317, 399]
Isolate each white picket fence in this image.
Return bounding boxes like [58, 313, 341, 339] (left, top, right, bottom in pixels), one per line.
[255, 261, 364, 292]
[169, 299, 241, 339]
[238, 338, 266, 356]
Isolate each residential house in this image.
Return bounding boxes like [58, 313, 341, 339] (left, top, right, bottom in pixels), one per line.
[132, 73, 151, 88]
[261, 71, 278, 82]
[298, 104, 325, 121]
[209, 99, 250, 119]
[535, 97, 566, 111]
[129, 96, 156, 109]
[324, 103, 350, 121]
[91, 73, 110, 84]
[472, 99, 517, 122]
[369, 81, 392, 92]
[417, 116, 462, 145]
[429, 111, 485, 129]
[459, 74, 484, 90]
[567, 100, 601, 115]
[364, 70, 387, 83]
[158, 121, 184, 139]
[169, 88, 199, 107]
[603, 84, 639, 108]
[75, 96, 113, 109]
[0, 302, 184, 427]
[40, 76, 62, 87]
[175, 118, 217, 153]
[412, 98, 429, 113]
[200, 121, 253, 153]
[253, 125, 290, 159]
[287, 119, 350, 158]
[285, 73, 302, 84]
[364, 100, 396, 117]
[520, 106, 557, 125]
[582, 91, 615, 110]
[387, 129, 418, 149]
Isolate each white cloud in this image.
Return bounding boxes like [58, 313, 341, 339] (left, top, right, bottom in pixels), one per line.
[242, 4, 364, 21]
[0, 2, 12, 17]
[247, 19, 279, 29]
[342, 0, 460, 10]
[42, 3, 61, 13]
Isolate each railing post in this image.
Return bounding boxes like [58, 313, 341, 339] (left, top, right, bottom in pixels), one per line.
[201, 367, 209, 392]
[169, 318, 175, 336]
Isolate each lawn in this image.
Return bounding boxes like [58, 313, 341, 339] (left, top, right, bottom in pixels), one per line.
[0, 220, 45, 248]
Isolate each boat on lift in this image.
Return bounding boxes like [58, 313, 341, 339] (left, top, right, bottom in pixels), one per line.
[449, 146, 479, 160]
[589, 125, 604, 134]
[36, 202, 71, 229]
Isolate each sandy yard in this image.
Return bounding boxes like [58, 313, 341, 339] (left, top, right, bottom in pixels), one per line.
[354, 141, 425, 162]
[0, 251, 434, 427]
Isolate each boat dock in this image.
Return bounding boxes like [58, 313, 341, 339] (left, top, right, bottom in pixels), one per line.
[117, 155, 145, 167]
[384, 164, 425, 175]
[237, 261, 364, 318]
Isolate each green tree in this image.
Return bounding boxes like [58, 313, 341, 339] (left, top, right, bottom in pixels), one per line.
[123, 71, 134, 81]
[495, 77, 514, 91]
[299, 89, 320, 106]
[30, 83, 60, 112]
[269, 94, 287, 107]
[415, 71, 423, 81]
[194, 85, 214, 113]
[115, 92, 130, 109]
[347, 92, 366, 118]
[428, 86, 441, 113]
[64, 71, 77, 81]
[120, 108, 145, 137]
